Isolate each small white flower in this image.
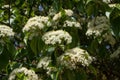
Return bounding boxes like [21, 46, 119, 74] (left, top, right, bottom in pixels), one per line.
[103, 0, 111, 3]
[42, 30, 72, 45]
[40, 16, 49, 23]
[105, 12, 110, 18]
[53, 9, 73, 21]
[2, 5, 10, 8]
[0, 25, 14, 38]
[86, 27, 101, 36]
[63, 20, 82, 29]
[53, 12, 61, 21]
[64, 9, 73, 16]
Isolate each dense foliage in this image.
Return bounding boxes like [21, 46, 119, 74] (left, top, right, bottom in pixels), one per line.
[0, 0, 120, 80]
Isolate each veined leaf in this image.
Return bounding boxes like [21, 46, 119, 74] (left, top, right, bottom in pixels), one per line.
[110, 7, 120, 38]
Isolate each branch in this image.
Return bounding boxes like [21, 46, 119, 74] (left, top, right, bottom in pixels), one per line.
[0, 21, 10, 26]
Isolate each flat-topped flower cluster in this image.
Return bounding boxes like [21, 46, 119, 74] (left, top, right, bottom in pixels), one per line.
[37, 57, 51, 69]
[57, 47, 93, 70]
[37, 47, 93, 73]
[0, 25, 14, 38]
[42, 30, 72, 45]
[8, 67, 39, 80]
[86, 16, 110, 36]
[86, 16, 116, 45]
[37, 57, 57, 75]
[23, 16, 51, 33]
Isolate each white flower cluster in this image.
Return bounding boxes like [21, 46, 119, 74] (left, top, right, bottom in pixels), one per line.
[23, 16, 51, 32]
[37, 57, 51, 69]
[8, 67, 38, 80]
[53, 9, 73, 21]
[86, 16, 110, 37]
[48, 7, 56, 16]
[57, 47, 93, 70]
[37, 57, 57, 75]
[42, 30, 72, 45]
[0, 25, 14, 37]
[63, 20, 82, 29]
[86, 16, 116, 45]
[110, 46, 120, 58]
[2, 5, 10, 8]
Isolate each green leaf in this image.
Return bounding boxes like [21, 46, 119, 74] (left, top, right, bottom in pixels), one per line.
[86, 1, 96, 16]
[66, 70, 75, 80]
[0, 43, 4, 55]
[77, 69, 88, 80]
[30, 37, 38, 54]
[30, 36, 44, 55]
[6, 42, 17, 59]
[66, 28, 79, 48]
[89, 39, 98, 53]
[88, 65, 97, 76]
[0, 48, 9, 71]
[86, 0, 93, 4]
[37, 36, 44, 54]
[86, 0, 110, 16]
[110, 7, 120, 38]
